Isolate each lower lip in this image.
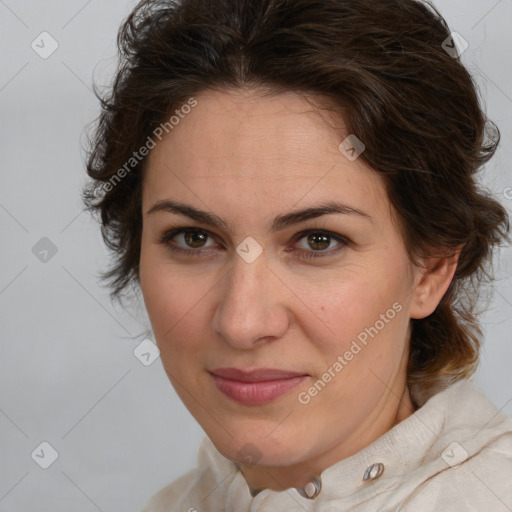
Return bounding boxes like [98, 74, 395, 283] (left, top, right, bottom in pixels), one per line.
[211, 374, 308, 405]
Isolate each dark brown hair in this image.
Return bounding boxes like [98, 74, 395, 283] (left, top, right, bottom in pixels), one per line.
[83, 0, 510, 406]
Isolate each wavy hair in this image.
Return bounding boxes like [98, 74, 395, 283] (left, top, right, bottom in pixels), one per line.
[83, 0, 510, 406]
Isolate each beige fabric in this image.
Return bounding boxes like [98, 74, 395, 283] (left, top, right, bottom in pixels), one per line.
[141, 379, 512, 511]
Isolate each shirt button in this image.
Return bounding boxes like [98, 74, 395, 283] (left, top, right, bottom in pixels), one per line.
[297, 476, 322, 499]
[363, 462, 385, 481]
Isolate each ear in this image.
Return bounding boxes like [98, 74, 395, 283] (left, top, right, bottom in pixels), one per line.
[409, 245, 463, 320]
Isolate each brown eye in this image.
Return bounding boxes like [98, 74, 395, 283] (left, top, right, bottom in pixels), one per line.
[295, 231, 341, 252]
[159, 228, 218, 254]
[183, 230, 209, 248]
[306, 233, 331, 251]
[293, 230, 349, 259]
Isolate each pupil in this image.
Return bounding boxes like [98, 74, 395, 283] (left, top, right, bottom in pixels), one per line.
[185, 231, 207, 248]
[309, 233, 329, 251]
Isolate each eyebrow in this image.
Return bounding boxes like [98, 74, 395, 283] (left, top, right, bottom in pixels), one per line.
[146, 199, 372, 233]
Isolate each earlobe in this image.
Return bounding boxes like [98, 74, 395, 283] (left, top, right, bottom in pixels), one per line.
[409, 245, 463, 320]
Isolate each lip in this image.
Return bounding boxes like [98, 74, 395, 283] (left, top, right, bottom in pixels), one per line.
[210, 367, 308, 382]
[209, 367, 309, 405]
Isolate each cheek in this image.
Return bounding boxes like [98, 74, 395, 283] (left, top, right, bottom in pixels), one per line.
[141, 273, 198, 336]
[301, 280, 409, 408]
[305, 266, 406, 334]
[139, 250, 217, 360]
[139, 248, 186, 337]
[300, 262, 411, 372]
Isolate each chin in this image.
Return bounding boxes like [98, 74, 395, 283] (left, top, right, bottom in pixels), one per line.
[211, 427, 305, 467]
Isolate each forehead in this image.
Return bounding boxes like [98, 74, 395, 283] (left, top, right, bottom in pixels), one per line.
[149, 88, 349, 170]
[143, 87, 387, 219]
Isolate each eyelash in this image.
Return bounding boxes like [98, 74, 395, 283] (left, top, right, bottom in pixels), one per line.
[158, 227, 350, 259]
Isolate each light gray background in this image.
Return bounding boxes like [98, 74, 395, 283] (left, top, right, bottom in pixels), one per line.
[0, 1, 511, 510]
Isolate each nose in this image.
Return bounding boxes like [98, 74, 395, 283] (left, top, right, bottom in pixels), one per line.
[212, 250, 290, 350]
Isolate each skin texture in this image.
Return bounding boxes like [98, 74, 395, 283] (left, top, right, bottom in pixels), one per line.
[139, 87, 459, 493]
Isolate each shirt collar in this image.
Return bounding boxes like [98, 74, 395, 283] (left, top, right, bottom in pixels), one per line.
[197, 379, 507, 508]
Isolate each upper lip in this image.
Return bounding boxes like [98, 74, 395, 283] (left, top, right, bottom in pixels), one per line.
[210, 367, 308, 382]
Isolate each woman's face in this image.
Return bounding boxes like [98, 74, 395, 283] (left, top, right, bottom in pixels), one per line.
[139, 87, 427, 479]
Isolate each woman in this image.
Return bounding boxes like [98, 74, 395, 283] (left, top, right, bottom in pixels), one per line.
[83, 0, 512, 509]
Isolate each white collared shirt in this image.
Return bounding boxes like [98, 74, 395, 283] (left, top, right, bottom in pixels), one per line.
[141, 379, 512, 511]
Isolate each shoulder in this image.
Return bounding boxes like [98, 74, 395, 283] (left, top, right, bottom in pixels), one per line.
[139, 436, 238, 512]
[404, 433, 512, 511]
[402, 381, 512, 511]
[140, 468, 201, 512]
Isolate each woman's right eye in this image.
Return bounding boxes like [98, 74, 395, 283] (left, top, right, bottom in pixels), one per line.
[159, 228, 218, 255]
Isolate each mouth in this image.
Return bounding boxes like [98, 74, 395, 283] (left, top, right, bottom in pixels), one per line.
[209, 367, 309, 405]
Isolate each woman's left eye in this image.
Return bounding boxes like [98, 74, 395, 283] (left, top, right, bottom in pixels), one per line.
[159, 228, 349, 258]
[291, 230, 349, 258]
